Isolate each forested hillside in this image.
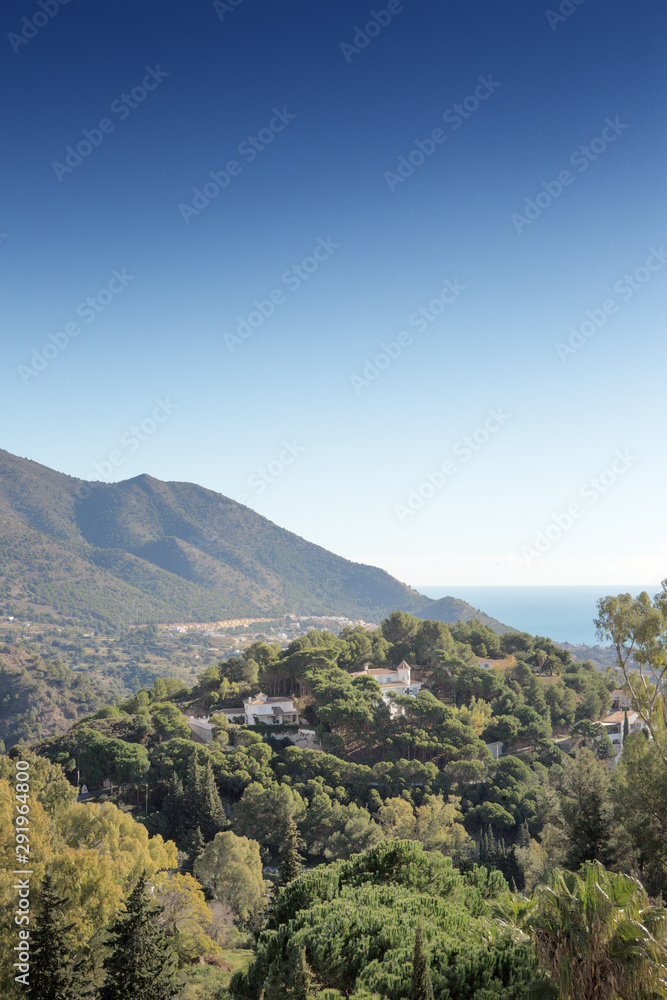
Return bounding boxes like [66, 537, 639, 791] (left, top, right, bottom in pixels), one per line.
[0, 643, 108, 747]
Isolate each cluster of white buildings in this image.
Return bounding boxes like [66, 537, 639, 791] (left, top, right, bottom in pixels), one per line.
[188, 661, 426, 740]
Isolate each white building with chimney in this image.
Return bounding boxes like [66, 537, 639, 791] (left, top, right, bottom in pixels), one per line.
[242, 692, 299, 726]
[351, 660, 422, 715]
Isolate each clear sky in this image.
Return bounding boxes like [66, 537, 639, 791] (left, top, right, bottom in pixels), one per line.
[2, 0, 666, 588]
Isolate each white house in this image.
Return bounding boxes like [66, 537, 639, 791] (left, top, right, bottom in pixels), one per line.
[218, 707, 246, 724]
[351, 661, 422, 715]
[598, 708, 644, 761]
[610, 689, 632, 712]
[213, 694, 299, 727]
[242, 692, 299, 726]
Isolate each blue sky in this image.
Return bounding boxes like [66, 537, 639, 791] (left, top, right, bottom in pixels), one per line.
[2, 0, 666, 588]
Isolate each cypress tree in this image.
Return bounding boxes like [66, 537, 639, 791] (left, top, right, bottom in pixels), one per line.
[623, 709, 630, 740]
[162, 773, 186, 841]
[199, 758, 227, 841]
[99, 872, 180, 1000]
[27, 872, 87, 1000]
[411, 923, 434, 1000]
[291, 946, 314, 1000]
[185, 750, 201, 815]
[187, 824, 206, 869]
[278, 816, 304, 888]
[263, 958, 288, 1000]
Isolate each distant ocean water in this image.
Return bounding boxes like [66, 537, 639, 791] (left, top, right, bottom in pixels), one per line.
[415, 585, 662, 646]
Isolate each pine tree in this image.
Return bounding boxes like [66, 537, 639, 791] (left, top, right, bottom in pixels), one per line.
[187, 824, 206, 869]
[99, 872, 180, 1000]
[162, 773, 186, 841]
[411, 923, 434, 1000]
[291, 946, 314, 1000]
[263, 958, 289, 1000]
[199, 758, 227, 841]
[278, 816, 304, 888]
[27, 873, 88, 1000]
[184, 750, 201, 818]
[181, 750, 227, 843]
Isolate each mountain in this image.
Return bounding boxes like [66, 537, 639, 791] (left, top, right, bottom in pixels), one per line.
[0, 449, 509, 630]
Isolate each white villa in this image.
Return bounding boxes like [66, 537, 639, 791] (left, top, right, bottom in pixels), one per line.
[598, 708, 644, 762]
[610, 689, 632, 712]
[351, 661, 422, 715]
[242, 692, 299, 726]
[214, 693, 299, 727]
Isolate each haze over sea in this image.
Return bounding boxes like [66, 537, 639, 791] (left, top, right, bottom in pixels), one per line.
[416, 585, 662, 647]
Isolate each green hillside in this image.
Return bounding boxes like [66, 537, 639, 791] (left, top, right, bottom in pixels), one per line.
[0, 449, 508, 630]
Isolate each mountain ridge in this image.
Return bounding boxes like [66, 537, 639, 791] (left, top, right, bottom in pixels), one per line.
[0, 448, 510, 631]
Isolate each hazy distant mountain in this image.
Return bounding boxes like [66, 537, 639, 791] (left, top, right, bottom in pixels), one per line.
[0, 449, 509, 630]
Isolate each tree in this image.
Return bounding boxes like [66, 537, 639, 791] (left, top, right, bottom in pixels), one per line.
[292, 946, 315, 1000]
[151, 703, 191, 742]
[194, 830, 267, 932]
[198, 759, 227, 842]
[380, 610, 421, 646]
[99, 872, 180, 1000]
[559, 749, 618, 869]
[411, 923, 434, 1000]
[235, 840, 538, 1000]
[187, 825, 206, 868]
[181, 750, 227, 844]
[27, 873, 86, 1000]
[377, 796, 416, 840]
[152, 870, 221, 966]
[278, 816, 304, 887]
[525, 862, 667, 1000]
[571, 720, 616, 761]
[614, 731, 667, 896]
[596, 584, 667, 763]
[323, 802, 383, 860]
[233, 782, 306, 849]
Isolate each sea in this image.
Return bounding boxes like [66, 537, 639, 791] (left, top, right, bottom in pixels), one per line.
[415, 585, 662, 647]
